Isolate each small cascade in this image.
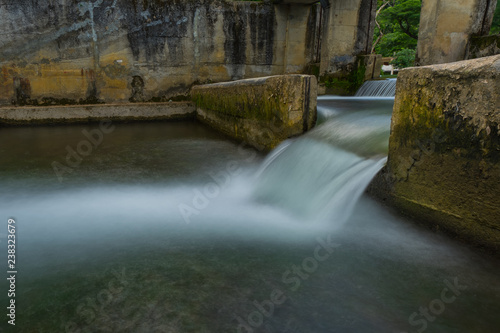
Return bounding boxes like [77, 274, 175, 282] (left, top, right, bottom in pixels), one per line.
[253, 104, 392, 225]
[355, 78, 397, 97]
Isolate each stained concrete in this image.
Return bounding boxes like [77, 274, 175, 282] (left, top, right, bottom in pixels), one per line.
[0, 102, 195, 125]
[319, 0, 377, 94]
[467, 34, 500, 59]
[417, 0, 497, 65]
[0, 0, 323, 106]
[370, 55, 500, 253]
[191, 74, 317, 150]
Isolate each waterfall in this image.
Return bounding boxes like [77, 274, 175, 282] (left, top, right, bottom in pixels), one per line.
[355, 78, 397, 97]
[253, 99, 392, 225]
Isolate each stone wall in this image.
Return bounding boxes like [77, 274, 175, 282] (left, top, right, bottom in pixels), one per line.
[0, 0, 321, 106]
[191, 74, 317, 150]
[370, 55, 500, 253]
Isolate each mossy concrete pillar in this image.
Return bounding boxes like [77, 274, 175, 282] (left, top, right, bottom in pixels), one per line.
[191, 75, 317, 151]
[319, 0, 377, 95]
[371, 55, 500, 253]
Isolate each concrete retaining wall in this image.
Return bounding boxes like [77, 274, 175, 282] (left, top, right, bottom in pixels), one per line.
[370, 55, 500, 253]
[0, 0, 322, 106]
[191, 75, 317, 150]
[0, 102, 195, 125]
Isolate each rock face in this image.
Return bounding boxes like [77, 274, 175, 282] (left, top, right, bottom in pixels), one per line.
[191, 75, 317, 150]
[371, 55, 500, 253]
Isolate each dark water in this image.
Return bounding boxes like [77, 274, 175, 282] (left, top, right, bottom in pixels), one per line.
[0, 99, 499, 333]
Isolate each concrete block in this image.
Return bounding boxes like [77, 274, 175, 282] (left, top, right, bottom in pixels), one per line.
[191, 74, 317, 150]
[370, 55, 500, 253]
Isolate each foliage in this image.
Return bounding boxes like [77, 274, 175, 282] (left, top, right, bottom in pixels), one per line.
[491, 0, 500, 35]
[391, 48, 416, 68]
[373, 0, 421, 57]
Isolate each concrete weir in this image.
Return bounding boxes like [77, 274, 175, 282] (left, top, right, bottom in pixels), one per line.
[0, 102, 196, 125]
[192, 74, 317, 150]
[370, 55, 500, 253]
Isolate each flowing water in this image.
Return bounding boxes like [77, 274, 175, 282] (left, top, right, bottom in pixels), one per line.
[1, 96, 499, 333]
[355, 79, 397, 97]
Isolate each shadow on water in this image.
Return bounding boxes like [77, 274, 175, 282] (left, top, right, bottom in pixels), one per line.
[0, 97, 499, 332]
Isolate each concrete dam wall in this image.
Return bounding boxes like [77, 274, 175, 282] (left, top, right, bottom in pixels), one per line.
[0, 0, 322, 106]
[370, 55, 500, 253]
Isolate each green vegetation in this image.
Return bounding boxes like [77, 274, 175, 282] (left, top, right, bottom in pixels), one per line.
[491, 0, 500, 35]
[373, 0, 421, 68]
[391, 48, 416, 68]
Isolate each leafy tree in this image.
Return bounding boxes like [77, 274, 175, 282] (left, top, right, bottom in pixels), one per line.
[391, 48, 416, 68]
[373, 0, 421, 57]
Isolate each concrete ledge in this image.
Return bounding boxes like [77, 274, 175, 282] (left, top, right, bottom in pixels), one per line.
[369, 55, 500, 254]
[0, 102, 196, 125]
[191, 75, 317, 150]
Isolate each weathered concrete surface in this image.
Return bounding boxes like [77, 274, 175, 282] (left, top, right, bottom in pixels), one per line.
[370, 55, 500, 253]
[467, 34, 500, 59]
[273, 0, 319, 4]
[363, 54, 383, 80]
[0, 102, 195, 125]
[319, 0, 377, 94]
[0, 0, 322, 106]
[191, 75, 317, 150]
[417, 0, 497, 65]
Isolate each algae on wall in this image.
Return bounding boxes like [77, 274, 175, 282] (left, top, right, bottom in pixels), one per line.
[370, 55, 500, 253]
[192, 75, 317, 151]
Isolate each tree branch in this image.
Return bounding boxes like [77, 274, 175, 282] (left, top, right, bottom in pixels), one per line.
[371, 0, 391, 53]
[398, 19, 418, 39]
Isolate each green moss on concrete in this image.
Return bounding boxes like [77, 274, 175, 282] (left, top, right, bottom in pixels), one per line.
[193, 89, 282, 122]
[191, 75, 317, 150]
[392, 93, 500, 163]
[319, 56, 367, 96]
[306, 63, 320, 78]
[377, 56, 500, 254]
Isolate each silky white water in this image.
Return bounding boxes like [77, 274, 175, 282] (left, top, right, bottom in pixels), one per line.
[355, 78, 397, 97]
